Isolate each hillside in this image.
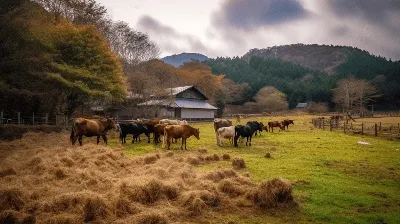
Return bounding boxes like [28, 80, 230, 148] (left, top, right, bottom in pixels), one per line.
[243, 44, 374, 74]
[161, 53, 209, 67]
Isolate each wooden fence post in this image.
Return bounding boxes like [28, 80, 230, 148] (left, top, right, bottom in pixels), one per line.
[18, 112, 20, 125]
[32, 112, 35, 125]
[375, 123, 378, 137]
[322, 119, 325, 130]
[0, 111, 3, 125]
[350, 123, 353, 130]
[45, 113, 48, 125]
[330, 120, 332, 131]
[379, 122, 382, 131]
[361, 123, 364, 135]
[344, 122, 346, 133]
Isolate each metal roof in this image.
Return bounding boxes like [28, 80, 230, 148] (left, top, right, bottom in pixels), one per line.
[167, 86, 193, 95]
[138, 99, 217, 110]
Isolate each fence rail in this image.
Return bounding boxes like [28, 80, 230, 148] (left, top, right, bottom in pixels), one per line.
[312, 118, 400, 139]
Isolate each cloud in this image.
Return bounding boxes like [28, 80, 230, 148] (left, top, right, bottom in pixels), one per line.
[214, 0, 309, 30]
[137, 15, 212, 57]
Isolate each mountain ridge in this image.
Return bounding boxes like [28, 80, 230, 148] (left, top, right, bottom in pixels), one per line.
[161, 53, 209, 67]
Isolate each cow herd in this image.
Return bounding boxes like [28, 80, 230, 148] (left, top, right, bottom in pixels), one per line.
[70, 117, 294, 150]
[214, 119, 294, 147]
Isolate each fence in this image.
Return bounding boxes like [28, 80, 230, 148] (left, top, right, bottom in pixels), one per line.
[0, 111, 73, 127]
[312, 118, 400, 139]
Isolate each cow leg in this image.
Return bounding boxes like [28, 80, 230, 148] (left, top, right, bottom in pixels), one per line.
[167, 136, 171, 150]
[147, 133, 150, 143]
[249, 136, 252, 146]
[245, 137, 248, 146]
[78, 135, 83, 146]
[97, 136, 100, 144]
[180, 138, 184, 150]
[72, 134, 78, 145]
[184, 138, 187, 150]
[102, 134, 107, 144]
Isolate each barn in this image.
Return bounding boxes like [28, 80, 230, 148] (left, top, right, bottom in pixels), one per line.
[137, 86, 217, 121]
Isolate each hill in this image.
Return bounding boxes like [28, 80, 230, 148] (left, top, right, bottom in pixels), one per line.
[205, 44, 400, 109]
[161, 53, 209, 67]
[243, 44, 376, 74]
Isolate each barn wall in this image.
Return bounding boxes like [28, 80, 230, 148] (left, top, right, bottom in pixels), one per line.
[181, 108, 215, 119]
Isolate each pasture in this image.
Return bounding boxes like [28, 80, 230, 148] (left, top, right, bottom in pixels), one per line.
[0, 115, 399, 223]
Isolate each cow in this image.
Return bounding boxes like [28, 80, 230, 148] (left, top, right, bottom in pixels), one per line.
[216, 126, 235, 146]
[153, 123, 168, 144]
[213, 119, 232, 144]
[267, 121, 283, 132]
[159, 119, 187, 125]
[246, 121, 264, 136]
[281, 119, 294, 130]
[70, 117, 116, 146]
[234, 124, 256, 147]
[163, 125, 200, 150]
[118, 123, 150, 144]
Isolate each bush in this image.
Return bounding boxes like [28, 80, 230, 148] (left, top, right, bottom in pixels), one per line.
[307, 102, 329, 114]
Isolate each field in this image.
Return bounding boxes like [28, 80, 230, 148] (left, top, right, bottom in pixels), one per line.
[1, 115, 399, 223]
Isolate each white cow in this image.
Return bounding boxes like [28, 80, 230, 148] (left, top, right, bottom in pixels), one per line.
[217, 126, 235, 146]
[159, 119, 187, 125]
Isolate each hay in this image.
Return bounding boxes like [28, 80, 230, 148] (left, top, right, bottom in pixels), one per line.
[83, 196, 113, 222]
[144, 155, 159, 164]
[264, 153, 271, 158]
[0, 188, 25, 211]
[222, 154, 231, 161]
[122, 180, 164, 204]
[186, 157, 200, 166]
[115, 197, 139, 218]
[232, 158, 246, 170]
[251, 178, 294, 208]
[60, 157, 75, 167]
[54, 168, 68, 179]
[0, 168, 17, 177]
[181, 190, 220, 216]
[197, 149, 207, 154]
[204, 169, 237, 182]
[213, 154, 220, 161]
[218, 179, 244, 197]
[0, 210, 35, 224]
[136, 212, 168, 224]
[165, 152, 174, 157]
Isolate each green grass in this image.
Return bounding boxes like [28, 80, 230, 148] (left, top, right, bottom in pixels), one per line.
[108, 116, 400, 223]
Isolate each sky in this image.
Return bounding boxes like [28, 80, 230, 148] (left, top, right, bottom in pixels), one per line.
[97, 0, 400, 60]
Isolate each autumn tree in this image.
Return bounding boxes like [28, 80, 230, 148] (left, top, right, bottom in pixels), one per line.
[254, 86, 289, 112]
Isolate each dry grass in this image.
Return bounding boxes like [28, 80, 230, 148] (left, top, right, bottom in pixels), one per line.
[0, 132, 296, 223]
[222, 154, 231, 160]
[232, 158, 246, 170]
[264, 152, 272, 158]
[250, 178, 295, 208]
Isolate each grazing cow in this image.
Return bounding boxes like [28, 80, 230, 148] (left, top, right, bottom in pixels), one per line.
[153, 123, 168, 144]
[119, 123, 150, 144]
[159, 119, 187, 125]
[281, 119, 294, 130]
[267, 121, 283, 132]
[217, 126, 235, 146]
[234, 124, 256, 147]
[70, 117, 116, 146]
[163, 125, 200, 150]
[213, 119, 232, 144]
[246, 121, 264, 136]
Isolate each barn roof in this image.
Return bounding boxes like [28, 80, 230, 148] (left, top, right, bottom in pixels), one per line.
[138, 99, 217, 110]
[166, 85, 209, 100]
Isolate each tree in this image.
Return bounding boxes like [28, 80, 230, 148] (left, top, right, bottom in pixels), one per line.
[333, 76, 379, 114]
[254, 86, 289, 112]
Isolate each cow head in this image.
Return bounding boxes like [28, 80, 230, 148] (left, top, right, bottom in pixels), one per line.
[193, 128, 200, 140]
[259, 122, 264, 131]
[103, 118, 116, 130]
[289, 120, 294, 125]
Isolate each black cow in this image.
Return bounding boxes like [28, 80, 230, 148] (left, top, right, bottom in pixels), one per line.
[246, 121, 264, 136]
[118, 123, 150, 144]
[234, 124, 256, 147]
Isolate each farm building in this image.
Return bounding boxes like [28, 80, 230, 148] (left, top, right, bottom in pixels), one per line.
[113, 86, 217, 121]
[296, 103, 308, 109]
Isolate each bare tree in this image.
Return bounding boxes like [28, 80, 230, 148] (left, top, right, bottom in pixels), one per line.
[254, 86, 288, 112]
[333, 76, 380, 114]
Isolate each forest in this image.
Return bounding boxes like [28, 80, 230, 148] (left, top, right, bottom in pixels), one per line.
[1, 0, 400, 119]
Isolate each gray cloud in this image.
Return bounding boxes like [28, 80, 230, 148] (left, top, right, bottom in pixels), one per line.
[137, 15, 211, 56]
[215, 0, 309, 30]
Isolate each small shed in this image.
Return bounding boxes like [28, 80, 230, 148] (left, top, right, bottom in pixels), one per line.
[137, 86, 217, 121]
[296, 103, 308, 109]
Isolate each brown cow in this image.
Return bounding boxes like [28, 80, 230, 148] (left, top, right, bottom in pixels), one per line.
[214, 119, 232, 144]
[267, 121, 283, 132]
[153, 123, 168, 144]
[70, 117, 116, 146]
[163, 125, 200, 150]
[281, 119, 294, 130]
